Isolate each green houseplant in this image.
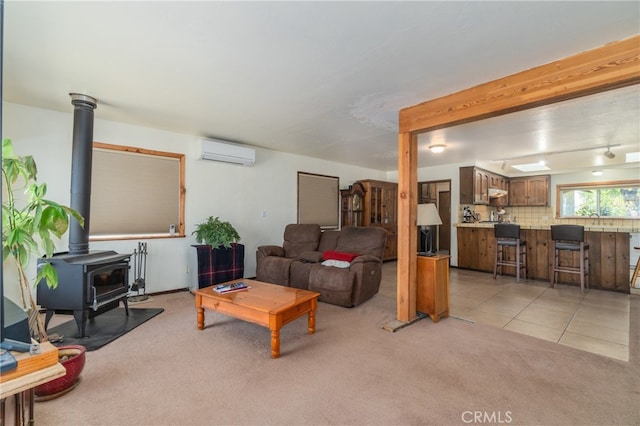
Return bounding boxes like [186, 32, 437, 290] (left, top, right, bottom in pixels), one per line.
[2, 138, 84, 341]
[191, 216, 244, 289]
[192, 216, 240, 248]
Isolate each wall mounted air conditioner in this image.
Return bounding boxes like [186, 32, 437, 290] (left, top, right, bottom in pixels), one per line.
[198, 138, 255, 166]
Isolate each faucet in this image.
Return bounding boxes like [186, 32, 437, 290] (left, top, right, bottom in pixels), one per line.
[589, 213, 601, 225]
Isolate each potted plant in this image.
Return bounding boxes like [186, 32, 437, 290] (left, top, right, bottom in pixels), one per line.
[34, 344, 86, 400]
[3, 138, 88, 398]
[2, 138, 84, 342]
[191, 216, 244, 289]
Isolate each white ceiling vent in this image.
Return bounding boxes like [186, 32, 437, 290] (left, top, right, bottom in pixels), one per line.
[198, 138, 255, 166]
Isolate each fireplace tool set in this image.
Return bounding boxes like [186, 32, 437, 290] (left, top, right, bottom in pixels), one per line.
[129, 242, 148, 302]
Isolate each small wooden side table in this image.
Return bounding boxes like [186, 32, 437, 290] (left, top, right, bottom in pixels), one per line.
[417, 254, 451, 323]
[1, 342, 65, 425]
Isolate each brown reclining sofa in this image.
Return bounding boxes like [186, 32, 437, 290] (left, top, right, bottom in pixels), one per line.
[256, 224, 386, 307]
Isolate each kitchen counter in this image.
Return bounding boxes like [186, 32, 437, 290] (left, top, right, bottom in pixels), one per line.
[455, 222, 639, 233]
[456, 224, 633, 293]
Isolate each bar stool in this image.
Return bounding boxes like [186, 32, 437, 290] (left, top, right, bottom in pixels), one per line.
[493, 223, 527, 282]
[550, 224, 589, 293]
[631, 246, 640, 288]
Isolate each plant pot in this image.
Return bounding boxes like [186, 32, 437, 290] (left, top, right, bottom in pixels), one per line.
[34, 345, 86, 400]
[192, 243, 245, 288]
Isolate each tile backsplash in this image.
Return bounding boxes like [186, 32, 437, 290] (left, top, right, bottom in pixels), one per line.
[458, 205, 639, 229]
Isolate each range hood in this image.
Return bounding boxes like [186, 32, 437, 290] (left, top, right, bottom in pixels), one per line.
[488, 188, 508, 198]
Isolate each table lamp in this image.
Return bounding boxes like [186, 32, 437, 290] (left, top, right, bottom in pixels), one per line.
[417, 203, 442, 256]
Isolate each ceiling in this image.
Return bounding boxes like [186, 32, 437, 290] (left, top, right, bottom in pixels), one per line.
[2, 1, 640, 174]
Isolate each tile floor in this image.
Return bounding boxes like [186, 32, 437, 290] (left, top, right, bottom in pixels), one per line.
[382, 261, 634, 362]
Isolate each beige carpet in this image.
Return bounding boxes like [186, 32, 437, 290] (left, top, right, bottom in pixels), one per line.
[33, 274, 639, 426]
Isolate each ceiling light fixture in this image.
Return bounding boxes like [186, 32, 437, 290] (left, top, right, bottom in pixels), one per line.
[428, 144, 446, 154]
[592, 170, 604, 176]
[603, 146, 616, 159]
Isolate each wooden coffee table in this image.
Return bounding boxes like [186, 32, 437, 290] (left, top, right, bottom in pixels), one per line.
[194, 279, 320, 358]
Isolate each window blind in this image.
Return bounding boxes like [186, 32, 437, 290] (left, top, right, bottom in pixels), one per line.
[90, 144, 184, 237]
[297, 172, 339, 228]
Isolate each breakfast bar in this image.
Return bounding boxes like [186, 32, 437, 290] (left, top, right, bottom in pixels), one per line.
[456, 223, 635, 293]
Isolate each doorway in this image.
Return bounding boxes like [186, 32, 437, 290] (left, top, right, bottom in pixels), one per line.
[418, 180, 451, 253]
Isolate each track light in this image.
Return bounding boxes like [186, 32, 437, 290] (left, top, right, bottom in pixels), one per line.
[604, 146, 616, 159]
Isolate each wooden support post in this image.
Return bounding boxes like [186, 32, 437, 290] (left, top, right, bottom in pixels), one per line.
[397, 131, 418, 322]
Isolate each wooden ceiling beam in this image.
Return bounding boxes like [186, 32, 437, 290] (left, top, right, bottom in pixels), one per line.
[399, 35, 640, 134]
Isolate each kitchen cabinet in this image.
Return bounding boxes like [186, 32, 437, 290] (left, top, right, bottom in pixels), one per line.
[358, 179, 397, 260]
[456, 227, 495, 271]
[474, 169, 490, 204]
[460, 167, 550, 208]
[489, 174, 509, 207]
[509, 175, 550, 206]
[460, 166, 509, 206]
[340, 181, 365, 227]
[417, 254, 450, 322]
[490, 174, 509, 191]
[460, 166, 487, 205]
[420, 182, 438, 204]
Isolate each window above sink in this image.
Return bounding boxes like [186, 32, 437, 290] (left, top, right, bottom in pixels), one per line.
[558, 180, 640, 219]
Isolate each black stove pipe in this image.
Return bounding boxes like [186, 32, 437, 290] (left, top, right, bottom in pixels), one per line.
[68, 93, 97, 255]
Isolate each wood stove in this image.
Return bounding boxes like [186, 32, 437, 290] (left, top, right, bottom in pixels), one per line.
[36, 93, 132, 338]
[38, 251, 131, 337]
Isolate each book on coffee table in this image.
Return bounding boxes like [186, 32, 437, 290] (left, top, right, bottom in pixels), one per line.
[213, 282, 250, 294]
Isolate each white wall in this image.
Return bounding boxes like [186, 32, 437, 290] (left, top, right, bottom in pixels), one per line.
[2, 102, 385, 303]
